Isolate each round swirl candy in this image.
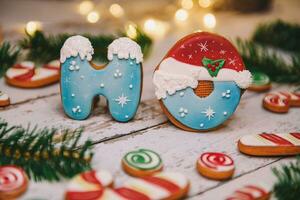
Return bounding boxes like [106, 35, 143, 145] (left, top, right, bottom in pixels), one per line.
[197, 152, 234, 180]
[122, 149, 163, 177]
[0, 166, 28, 199]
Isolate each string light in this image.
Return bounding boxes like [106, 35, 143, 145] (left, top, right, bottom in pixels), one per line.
[143, 19, 169, 39]
[181, 0, 193, 10]
[87, 11, 100, 23]
[199, 0, 213, 8]
[203, 13, 216, 29]
[109, 3, 124, 18]
[78, 0, 94, 15]
[25, 21, 42, 35]
[125, 22, 137, 39]
[175, 9, 189, 22]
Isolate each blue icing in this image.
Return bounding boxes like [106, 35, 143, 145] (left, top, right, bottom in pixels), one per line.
[162, 81, 241, 130]
[61, 55, 142, 121]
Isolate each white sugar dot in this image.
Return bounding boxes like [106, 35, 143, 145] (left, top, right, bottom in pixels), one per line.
[119, 73, 122, 77]
[125, 115, 129, 118]
[75, 65, 80, 70]
[100, 83, 105, 88]
[200, 123, 204, 127]
[72, 108, 76, 113]
[116, 69, 120, 73]
[179, 107, 184, 112]
[69, 65, 74, 71]
[222, 92, 226, 97]
[226, 90, 231, 93]
[184, 109, 188, 114]
[114, 73, 118, 77]
[179, 92, 184, 97]
[71, 61, 76, 65]
[226, 94, 230, 98]
[223, 111, 227, 116]
[130, 62, 133, 65]
[129, 84, 133, 89]
[180, 113, 185, 117]
[71, 93, 75, 97]
[80, 75, 84, 79]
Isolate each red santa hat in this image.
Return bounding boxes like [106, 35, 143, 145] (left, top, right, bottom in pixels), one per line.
[153, 32, 252, 99]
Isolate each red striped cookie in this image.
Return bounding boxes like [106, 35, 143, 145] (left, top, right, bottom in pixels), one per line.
[65, 170, 114, 200]
[5, 60, 60, 88]
[226, 185, 271, 200]
[0, 91, 10, 107]
[197, 152, 234, 180]
[238, 132, 300, 156]
[278, 91, 300, 107]
[97, 172, 189, 200]
[0, 166, 28, 199]
[263, 92, 289, 113]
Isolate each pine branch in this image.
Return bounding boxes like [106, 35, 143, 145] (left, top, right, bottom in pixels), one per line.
[237, 38, 300, 84]
[0, 119, 94, 182]
[19, 28, 152, 64]
[0, 42, 19, 77]
[272, 157, 300, 200]
[253, 20, 300, 53]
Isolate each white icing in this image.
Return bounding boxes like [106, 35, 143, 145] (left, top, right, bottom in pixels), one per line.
[124, 178, 170, 199]
[153, 57, 252, 99]
[154, 172, 188, 189]
[102, 189, 127, 200]
[31, 68, 58, 81]
[0, 93, 9, 101]
[19, 61, 35, 69]
[264, 93, 286, 107]
[60, 35, 94, 63]
[107, 37, 143, 64]
[240, 133, 300, 147]
[6, 68, 30, 79]
[95, 170, 113, 186]
[46, 60, 60, 68]
[67, 175, 98, 191]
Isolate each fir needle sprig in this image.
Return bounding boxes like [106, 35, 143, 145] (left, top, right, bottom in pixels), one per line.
[272, 157, 300, 200]
[0, 42, 19, 77]
[253, 20, 300, 53]
[0, 119, 93, 182]
[237, 38, 300, 84]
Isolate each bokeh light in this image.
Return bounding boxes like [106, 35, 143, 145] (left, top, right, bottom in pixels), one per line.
[87, 11, 100, 23]
[26, 21, 42, 35]
[78, 0, 94, 15]
[203, 13, 216, 29]
[109, 3, 124, 18]
[175, 9, 189, 22]
[181, 0, 193, 10]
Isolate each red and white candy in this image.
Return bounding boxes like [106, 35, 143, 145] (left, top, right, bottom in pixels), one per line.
[199, 152, 234, 172]
[0, 166, 28, 199]
[226, 185, 270, 200]
[65, 170, 113, 200]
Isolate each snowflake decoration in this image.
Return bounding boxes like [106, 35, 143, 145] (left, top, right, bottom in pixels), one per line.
[219, 50, 226, 55]
[228, 58, 237, 66]
[115, 94, 131, 107]
[180, 44, 185, 49]
[72, 106, 82, 113]
[198, 41, 208, 52]
[188, 54, 193, 59]
[201, 106, 215, 120]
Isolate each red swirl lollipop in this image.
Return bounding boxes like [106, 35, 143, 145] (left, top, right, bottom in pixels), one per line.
[0, 166, 28, 199]
[197, 152, 234, 180]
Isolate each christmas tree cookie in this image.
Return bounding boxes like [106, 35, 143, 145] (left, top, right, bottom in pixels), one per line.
[60, 36, 143, 121]
[153, 32, 252, 131]
[5, 60, 60, 88]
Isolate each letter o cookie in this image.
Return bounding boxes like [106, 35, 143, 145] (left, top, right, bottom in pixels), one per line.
[197, 152, 234, 180]
[122, 149, 163, 177]
[60, 36, 143, 122]
[153, 32, 252, 131]
[0, 166, 28, 199]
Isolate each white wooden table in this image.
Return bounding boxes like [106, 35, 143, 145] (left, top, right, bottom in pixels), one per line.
[1, 0, 300, 199]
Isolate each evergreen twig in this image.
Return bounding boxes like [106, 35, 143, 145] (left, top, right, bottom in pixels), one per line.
[19, 28, 152, 64]
[0, 119, 93, 182]
[237, 38, 300, 84]
[253, 20, 300, 53]
[0, 42, 19, 77]
[272, 157, 300, 200]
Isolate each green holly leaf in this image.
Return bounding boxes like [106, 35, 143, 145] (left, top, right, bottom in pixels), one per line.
[202, 57, 225, 77]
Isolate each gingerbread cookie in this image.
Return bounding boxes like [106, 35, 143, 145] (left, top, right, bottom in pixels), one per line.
[65, 170, 114, 200]
[0, 166, 28, 199]
[0, 91, 10, 107]
[226, 184, 271, 200]
[122, 149, 163, 177]
[5, 60, 60, 88]
[263, 91, 300, 113]
[248, 72, 271, 92]
[197, 152, 234, 180]
[104, 172, 189, 200]
[153, 32, 252, 131]
[238, 132, 300, 156]
[60, 36, 143, 121]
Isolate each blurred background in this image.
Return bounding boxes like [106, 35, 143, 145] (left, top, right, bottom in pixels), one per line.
[1, 0, 300, 99]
